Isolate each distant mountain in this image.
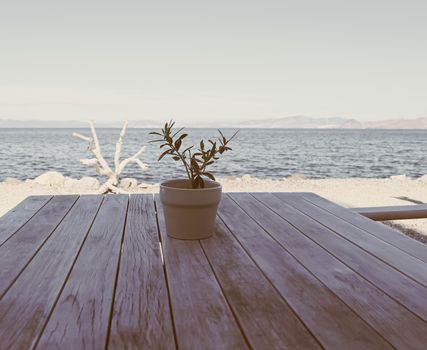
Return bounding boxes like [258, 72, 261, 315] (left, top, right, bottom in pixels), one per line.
[239, 116, 427, 129]
[0, 119, 163, 128]
[1, 116, 427, 129]
[239, 116, 364, 129]
[362, 117, 427, 129]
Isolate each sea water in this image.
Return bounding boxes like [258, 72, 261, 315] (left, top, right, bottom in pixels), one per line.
[0, 128, 426, 182]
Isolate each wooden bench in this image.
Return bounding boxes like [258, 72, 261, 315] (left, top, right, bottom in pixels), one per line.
[353, 204, 427, 221]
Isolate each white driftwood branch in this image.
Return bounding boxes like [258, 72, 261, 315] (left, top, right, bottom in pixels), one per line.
[80, 158, 98, 166]
[88, 121, 114, 177]
[72, 133, 92, 142]
[117, 146, 147, 174]
[73, 120, 148, 194]
[134, 159, 148, 171]
[115, 120, 128, 170]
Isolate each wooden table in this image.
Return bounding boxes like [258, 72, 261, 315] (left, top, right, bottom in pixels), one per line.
[1, 193, 427, 350]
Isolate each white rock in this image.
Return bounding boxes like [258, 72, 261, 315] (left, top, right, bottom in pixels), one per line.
[287, 173, 307, 180]
[34, 171, 65, 186]
[3, 177, 22, 185]
[78, 177, 100, 190]
[138, 182, 152, 189]
[390, 175, 407, 180]
[63, 178, 80, 188]
[225, 176, 238, 181]
[241, 174, 252, 182]
[120, 178, 138, 189]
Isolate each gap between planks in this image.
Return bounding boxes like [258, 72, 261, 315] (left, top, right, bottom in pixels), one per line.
[0, 195, 80, 300]
[222, 193, 393, 349]
[242, 192, 427, 348]
[272, 193, 427, 290]
[301, 192, 427, 264]
[0, 195, 53, 247]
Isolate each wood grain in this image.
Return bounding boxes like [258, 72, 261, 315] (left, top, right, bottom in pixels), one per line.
[0, 195, 78, 298]
[2, 192, 426, 350]
[270, 192, 427, 321]
[302, 192, 427, 263]
[155, 195, 248, 350]
[201, 217, 322, 349]
[0, 195, 103, 350]
[0, 195, 52, 245]
[274, 192, 427, 288]
[237, 192, 427, 350]
[108, 194, 175, 350]
[36, 195, 128, 350]
[219, 194, 392, 350]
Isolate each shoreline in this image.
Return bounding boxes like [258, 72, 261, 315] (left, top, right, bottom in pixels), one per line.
[1, 171, 427, 238]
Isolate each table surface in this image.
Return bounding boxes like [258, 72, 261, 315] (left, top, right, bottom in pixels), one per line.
[0, 192, 427, 350]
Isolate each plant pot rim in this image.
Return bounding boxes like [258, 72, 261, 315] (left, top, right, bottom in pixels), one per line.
[160, 178, 222, 191]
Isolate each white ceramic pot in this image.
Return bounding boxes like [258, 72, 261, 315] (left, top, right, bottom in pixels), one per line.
[159, 179, 222, 240]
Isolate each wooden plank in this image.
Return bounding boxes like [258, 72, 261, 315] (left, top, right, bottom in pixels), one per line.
[353, 204, 427, 220]
[302, 192, 427, 263]
[155, 195, 248, 350]
[275, 193, 427, 288]
[108, 194, 175, 350]
[37, 195, 128, 350]
[201, 217, 322, 350]
[0, 195, 52, 245]
[271, 193, 427, 322]
[219, 194, 392, 350]
[0, 195, 78, 297]
[0, 195, 103, 350]
[236, 192, 427, 349]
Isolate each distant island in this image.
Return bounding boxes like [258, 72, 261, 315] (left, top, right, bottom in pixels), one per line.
[239, 116, 427, 129]
[1, 116, 427, 129]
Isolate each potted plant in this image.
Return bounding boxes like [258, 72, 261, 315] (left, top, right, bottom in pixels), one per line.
[150, 121, 238, 240]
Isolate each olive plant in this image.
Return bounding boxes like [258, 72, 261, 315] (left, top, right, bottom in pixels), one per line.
[150, 121, 238, 188]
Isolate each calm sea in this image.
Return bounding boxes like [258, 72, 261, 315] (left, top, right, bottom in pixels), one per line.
[0, 128, 426, 182]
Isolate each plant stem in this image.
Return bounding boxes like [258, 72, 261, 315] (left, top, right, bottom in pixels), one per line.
[170, 144, 192, 181]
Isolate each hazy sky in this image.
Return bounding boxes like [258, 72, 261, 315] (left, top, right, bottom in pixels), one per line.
[1, 0, 426, 122]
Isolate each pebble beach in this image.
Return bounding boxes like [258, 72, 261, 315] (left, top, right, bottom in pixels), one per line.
[1, 171, 427, 238]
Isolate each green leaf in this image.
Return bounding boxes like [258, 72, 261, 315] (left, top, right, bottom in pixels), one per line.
[191, 158, 200, 170]
[182, 145, 193, 153]
[171, 127, 184, 139]
[218, 129, 226, 143]
[229, 130, 239, 141]
[203, 172, 216, 181]
[193, 176, 204, 189]
[158, 149, 171, 161]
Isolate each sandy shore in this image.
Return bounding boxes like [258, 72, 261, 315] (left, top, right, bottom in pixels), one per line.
[1, 172, 427, 236]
